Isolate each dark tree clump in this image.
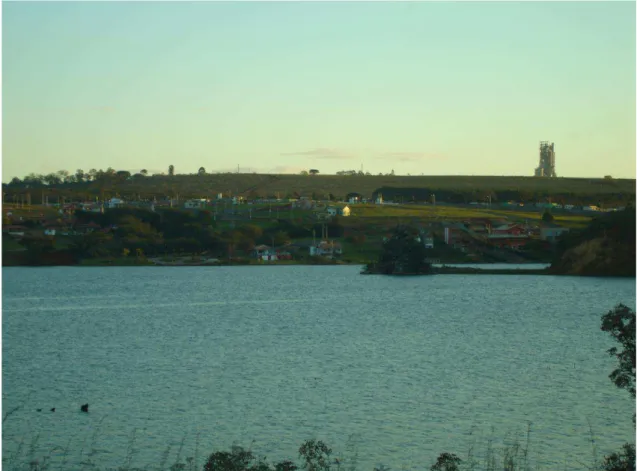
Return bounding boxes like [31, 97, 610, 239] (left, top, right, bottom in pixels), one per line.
[430, 453, 462, 471]
[541, 209, 554, 223]
[365, 225, 432, 275]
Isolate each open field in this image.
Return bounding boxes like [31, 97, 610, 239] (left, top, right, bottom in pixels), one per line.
[116, 174, 636, 197]
[258, 203, 594, 228]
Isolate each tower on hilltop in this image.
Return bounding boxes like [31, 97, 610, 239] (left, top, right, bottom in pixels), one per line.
[534, 141, 557, 178]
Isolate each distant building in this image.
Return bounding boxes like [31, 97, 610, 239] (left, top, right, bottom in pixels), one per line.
[293, 198, 314, 210]
[3, 225, 27, 237]
[310, 240, 343, 257]
[487, 223, 530, 249]
[184, 199, 208, 209]
[346, 193, 363, 204]
[534, 141, 557, 178]
[444, 224, 472, 249]
[326, 206, 351, 217]
[540, 223, 569, 242]
[106, 198, 124, 209]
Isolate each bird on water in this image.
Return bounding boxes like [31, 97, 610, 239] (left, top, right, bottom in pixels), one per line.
[80, 404, 89, 413]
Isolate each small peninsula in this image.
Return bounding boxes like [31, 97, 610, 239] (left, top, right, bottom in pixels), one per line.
[548, 207, 636, 277]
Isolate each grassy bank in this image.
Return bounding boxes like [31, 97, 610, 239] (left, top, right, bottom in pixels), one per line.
[2, 422, 632, 471]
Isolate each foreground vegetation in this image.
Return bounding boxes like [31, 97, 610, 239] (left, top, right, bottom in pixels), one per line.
[4, 306, 635, 471]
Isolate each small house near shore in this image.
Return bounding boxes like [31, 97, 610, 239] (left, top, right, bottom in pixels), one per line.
[540, 222, 570, 242]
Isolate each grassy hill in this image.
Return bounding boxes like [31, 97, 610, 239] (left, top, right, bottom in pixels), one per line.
[5, 173, 635, 204]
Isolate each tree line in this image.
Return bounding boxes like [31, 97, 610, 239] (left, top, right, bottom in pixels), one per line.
[6, 168, 153, 186]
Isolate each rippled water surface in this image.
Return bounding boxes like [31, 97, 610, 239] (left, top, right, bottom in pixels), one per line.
[2, 266, 635, 470]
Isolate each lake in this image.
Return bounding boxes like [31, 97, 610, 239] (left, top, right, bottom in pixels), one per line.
[2, 266, 635, 470]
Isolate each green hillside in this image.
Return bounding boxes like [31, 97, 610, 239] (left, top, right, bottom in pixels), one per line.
[4, 173, 635, 205]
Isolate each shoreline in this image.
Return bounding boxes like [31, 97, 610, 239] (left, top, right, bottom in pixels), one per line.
[1, 260, 560, 275]
[3, 259, 549, 268]
[5, 263, 631, 278]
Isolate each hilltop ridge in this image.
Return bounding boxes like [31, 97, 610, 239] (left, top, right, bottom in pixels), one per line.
[4, 173, 635, 207]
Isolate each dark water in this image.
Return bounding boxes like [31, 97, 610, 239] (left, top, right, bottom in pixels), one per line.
[2, 266, 635, 470]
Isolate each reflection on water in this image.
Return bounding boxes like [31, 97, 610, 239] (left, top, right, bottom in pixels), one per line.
[2, 266, 634, 470]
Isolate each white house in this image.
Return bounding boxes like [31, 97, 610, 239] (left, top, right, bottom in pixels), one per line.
[310, 241, 343, 257]
[326, 206, 350, 217]
[253, 244, 292, 261]
[4, 225, 27, 237]
[106, 198, 124, 209]
[540, 223, 570, 242]
[184, 199, 208, 209]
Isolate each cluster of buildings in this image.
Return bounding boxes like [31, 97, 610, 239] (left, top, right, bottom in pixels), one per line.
[443, 219, 570, 252]
[3, 209, 113, 238]
[251, 240, 344, 262]
[4, 185, 580, 264]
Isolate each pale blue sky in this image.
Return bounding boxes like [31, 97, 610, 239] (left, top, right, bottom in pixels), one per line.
[3, 1, 635, 180]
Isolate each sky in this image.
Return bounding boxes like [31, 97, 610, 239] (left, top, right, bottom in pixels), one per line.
[2, 1, 636, 181]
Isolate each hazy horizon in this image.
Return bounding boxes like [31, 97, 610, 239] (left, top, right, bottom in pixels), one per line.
[3, 1, 635, 181]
